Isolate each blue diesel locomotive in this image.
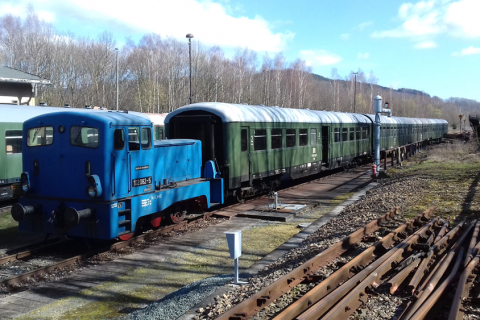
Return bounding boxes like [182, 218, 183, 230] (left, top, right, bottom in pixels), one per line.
[11, 110, 223, 240]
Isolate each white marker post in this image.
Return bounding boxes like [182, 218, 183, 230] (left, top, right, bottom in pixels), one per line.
[225, 230, 247, 284]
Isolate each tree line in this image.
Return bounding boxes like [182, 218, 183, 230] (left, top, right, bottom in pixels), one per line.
[0, 9, 478, 127]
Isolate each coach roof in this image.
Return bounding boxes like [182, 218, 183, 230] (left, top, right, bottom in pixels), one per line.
[166, 102, 371, 124]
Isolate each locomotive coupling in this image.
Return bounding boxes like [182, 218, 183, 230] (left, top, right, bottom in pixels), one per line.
[11, 203, 35, 222]
[64, 208, 93, 228]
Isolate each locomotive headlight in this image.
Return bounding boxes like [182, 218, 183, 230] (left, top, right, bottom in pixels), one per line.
[21, 182, 29, 193]
[86, 185, 97, 197]
[20, 172, 30, 194]
[86, 174, 102, 198]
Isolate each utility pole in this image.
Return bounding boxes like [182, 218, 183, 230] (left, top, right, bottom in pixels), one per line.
[186, 34, 194, 104]
[353, 72, 358, 113]
[115, 48, 119, 110]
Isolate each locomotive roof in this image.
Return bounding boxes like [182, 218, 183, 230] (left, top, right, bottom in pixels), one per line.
[165, 102, 371, 124]
[24, 109, 152, 126]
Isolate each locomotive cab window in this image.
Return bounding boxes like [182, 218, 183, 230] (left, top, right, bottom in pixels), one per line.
[271, 129, 282, 149]
[114, 129, 125, 150]
[5, 130, 23, 154]
[27, 126, 54, 147]
[254, 129, 267, 151]
[141, 127, 152, 150]
[70, 126, 98, 148]
[286, 129, 296, 147]
[299, 129, 308, 146]
[128, 127, 140, 151]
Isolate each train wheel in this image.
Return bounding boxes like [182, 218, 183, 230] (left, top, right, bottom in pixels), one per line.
[168, 204, 186, 224]
[151, 216, 162, 228]
[235, 189, 244, 203]
[119, 232, 134, 241]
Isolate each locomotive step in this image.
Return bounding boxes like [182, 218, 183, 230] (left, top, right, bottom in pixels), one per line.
[118, 230, 132, 236]
[118, 219, 131, 227]
[118, 209, 131, 216]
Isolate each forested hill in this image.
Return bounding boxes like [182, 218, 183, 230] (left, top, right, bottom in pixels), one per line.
[0, 10, 478, 126]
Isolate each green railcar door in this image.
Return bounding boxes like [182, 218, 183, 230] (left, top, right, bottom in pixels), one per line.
[239, 127, 251, 186]
[321, 126, 329, 167]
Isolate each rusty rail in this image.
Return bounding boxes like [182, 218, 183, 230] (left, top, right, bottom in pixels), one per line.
[272, 208, 434, 320]
[214, 207, 401, 320]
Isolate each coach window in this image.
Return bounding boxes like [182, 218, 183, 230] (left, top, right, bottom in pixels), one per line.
[356, 127, 361, 140]
[254, 129, 267, 151]
[334, 128, 340, 142]
[286, 129, 296, 147]
[141, 127, 152, 150]
[114, 129, 125, 150]
[128, 127, 140, 151]
[310, 128, 317, 145]
[349, 128, 355, 141]
[271, 129, 282, 149]
[5, 130, 22, 154]
[70, 126, 98, 148]
[241, 129, 248, 152]
[362, 127, 367, 139]
[342, 128, 348, 141]
[299, 129, 308, 146]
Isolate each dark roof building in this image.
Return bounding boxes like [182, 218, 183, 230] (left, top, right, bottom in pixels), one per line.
[0, 66, 51, 105]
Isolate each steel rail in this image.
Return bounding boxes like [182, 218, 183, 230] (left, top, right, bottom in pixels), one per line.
[408, 247, 465, 320]
[297, 214, 438, 320]
[0, 219, 190, 287]
[271, 208, 434, 320]
[402, 221, 474, 320]
[0, 238, 61, 265]
[406, 221, 464, 294]
[448, 221, 480, 320]
[214, 207, 400, 320]
[387, 257, 421, 294]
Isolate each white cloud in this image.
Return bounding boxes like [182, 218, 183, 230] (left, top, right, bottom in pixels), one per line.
[414, 41, 437, 49]
[357, 21, 373, 30]
[357, 52, 370, 59]
[452, 46, 480, 56]
[299, 49, 341, 66]
[0, 0, 294, 52]
[372, 0, 480, 39]
[340, 33, 351, 40]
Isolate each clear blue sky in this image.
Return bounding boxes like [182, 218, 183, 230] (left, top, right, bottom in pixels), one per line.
[1, 0, 479, 101]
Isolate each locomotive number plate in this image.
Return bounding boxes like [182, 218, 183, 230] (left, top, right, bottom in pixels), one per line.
[132, 176, 152, 187]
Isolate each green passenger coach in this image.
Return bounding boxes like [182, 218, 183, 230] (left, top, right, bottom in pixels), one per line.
[165, 103, 447, 201]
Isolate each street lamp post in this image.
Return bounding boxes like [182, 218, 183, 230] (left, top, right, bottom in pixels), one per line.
[353, 72, 358, 113]
[115, 48, 119, 111]
[186, 33, 194, 104]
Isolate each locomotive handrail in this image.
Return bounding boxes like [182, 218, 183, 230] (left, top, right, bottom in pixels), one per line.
[111, 154, 115, 196]
[127, 152, 132, 193]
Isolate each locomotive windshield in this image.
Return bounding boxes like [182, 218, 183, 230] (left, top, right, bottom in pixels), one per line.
[27, 126, 54, 147]
[70, 126, 99, 148]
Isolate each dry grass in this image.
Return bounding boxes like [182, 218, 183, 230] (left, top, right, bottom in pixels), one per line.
[427, 141, 480, 163]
